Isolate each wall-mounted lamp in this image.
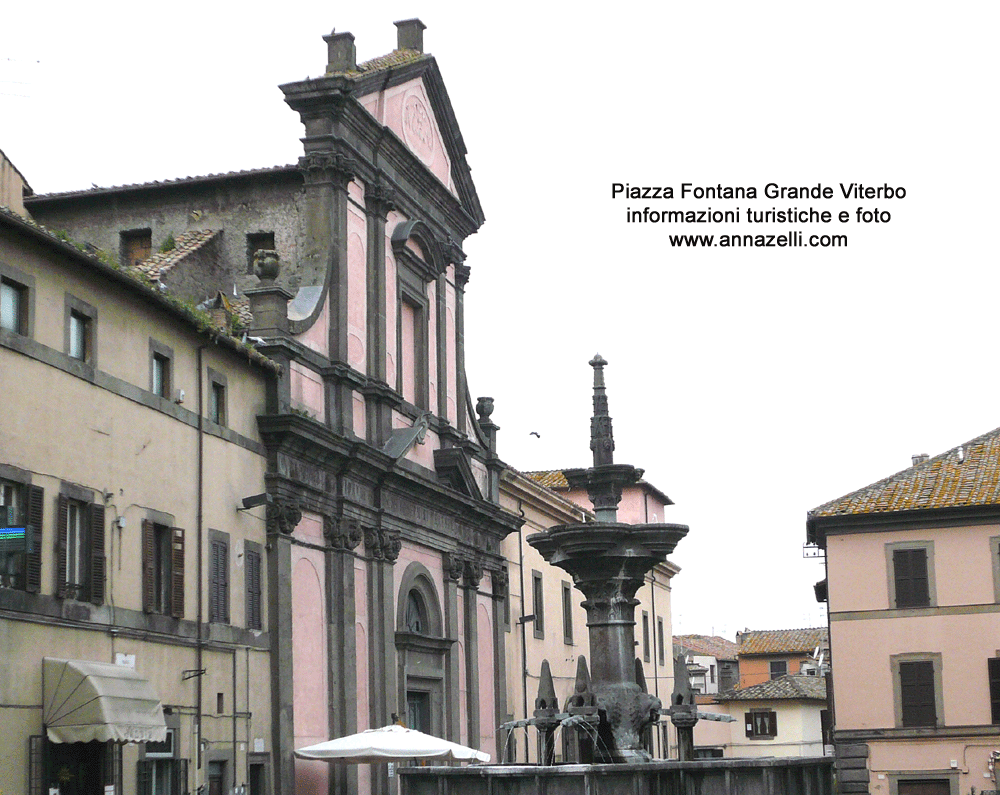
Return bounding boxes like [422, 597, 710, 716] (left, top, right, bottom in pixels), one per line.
[238, 493, 272, 511]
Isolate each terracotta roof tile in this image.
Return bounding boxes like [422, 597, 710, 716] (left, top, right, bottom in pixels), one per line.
[674, 634, 738, 661]
[27, 164, 298, 202]
[337, 48, 429, 77]
[135, 230, 219, 280]
[526, 470, 570, 490]
[811, 426, 1000, 517]
[737, 628, 827, 656]
[716, 674, 827, 702]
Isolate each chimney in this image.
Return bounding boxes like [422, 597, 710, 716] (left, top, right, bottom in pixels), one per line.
[324, 30, 356, 73]
[394, 18, 426, 52]
[911, 453, 929, 467]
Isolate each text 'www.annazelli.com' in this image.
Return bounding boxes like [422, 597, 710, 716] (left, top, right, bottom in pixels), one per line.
[667, 232, 847, 248]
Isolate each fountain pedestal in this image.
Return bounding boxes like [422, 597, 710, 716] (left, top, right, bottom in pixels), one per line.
[527, 354, 688, 762]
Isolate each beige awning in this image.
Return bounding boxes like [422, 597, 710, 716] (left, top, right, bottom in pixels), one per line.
[43, 657, 167, 744]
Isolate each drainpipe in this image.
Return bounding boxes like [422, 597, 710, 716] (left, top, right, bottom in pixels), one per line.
[233, 646, 238, 787]
[516, 499, 528, 762]
[196, 344, 207, 774]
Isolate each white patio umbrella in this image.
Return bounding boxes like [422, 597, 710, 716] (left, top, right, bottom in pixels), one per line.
[295, 725, 491, 764]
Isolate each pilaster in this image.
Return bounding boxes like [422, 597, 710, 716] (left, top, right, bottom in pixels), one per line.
[444, 555, 462, 742]
[462, 557, 483, 748]
[267, 528, 295, 795]
[325, 516, 361, 795]
[365, 524, 399, 795]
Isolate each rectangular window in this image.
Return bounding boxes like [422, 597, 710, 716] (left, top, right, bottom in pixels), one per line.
[745, 709, 777, 739]
[57, 493, 105, 604]
[246, 232, 276, 274]
[531, 570, 544, 639]
[69, 311, 88, 360]
[64, 295, 97, 366]
[899, 660, 936, 727]
[642, 611, 651, 662]
[561, 581, 573, 645]
[0, 478, 41, 591]
[770, 660, 787, 680]
[122, 229, 152, 268]
[209, 532, 229, 623]
[142, 521, 184, 618]
[657, 617, 665, 666]
[149, 339, 174, 399]
[893, 548, 931, 608]
[246, 544, 262, 630]
[990, 658, 1000, 724]
[208, 370, 227, 426]
[1, 277, 25, 333]
[710, 664, 716, 684]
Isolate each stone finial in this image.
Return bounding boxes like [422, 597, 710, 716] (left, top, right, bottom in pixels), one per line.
[589, 353, 614, 467]
[476, 396, 498, 453]
[534, 660, 558, 714]
[394, 18, 426, 52]
[252, 249, 280, 283]
[324, 30, 357, 73]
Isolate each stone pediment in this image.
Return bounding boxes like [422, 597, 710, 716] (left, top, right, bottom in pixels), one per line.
[433, 447, 482, 500]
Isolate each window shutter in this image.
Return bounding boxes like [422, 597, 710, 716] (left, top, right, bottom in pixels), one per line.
[142, 520, 155, 612]
[209, 541, 218, 621]
[221, 541, 229, 622]
[176, 758, 189, 795]
[900, 660, 936, 726]
[246, 549, 261, 630]
[25, 485, 43, 593]
[769, 710, 778, 737]
[29, 735, 44, 795]
[56, 495, 68, 598]
[171, 527, 185, 619]
[90, 502, 106, 605]
[136, 760, 151, 795]
[894, 548, 929, 607]
[745, 712, 753, 737]
[989, 658, 1000, 724]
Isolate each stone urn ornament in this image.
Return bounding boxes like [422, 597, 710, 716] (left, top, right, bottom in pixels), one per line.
[253, 249, 281, 282]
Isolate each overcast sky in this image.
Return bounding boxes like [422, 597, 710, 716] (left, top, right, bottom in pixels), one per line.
[4, 2, 998, 639]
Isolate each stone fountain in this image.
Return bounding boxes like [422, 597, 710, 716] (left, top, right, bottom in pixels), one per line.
[400, 357, 835, 794]
[527, 354, 689, 762]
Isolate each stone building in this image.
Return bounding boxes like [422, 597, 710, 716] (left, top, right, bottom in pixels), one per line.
[1, 198, 278, 795]
[809, 432, 1000, 795]
[25, 19, 520, 795]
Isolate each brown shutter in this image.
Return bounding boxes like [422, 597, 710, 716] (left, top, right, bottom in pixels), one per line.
[171, 527, 185, 619]
[744, 712, 753, 737]
[90, 502, 106, 605]
[141, 520, 155, 612]
[894, 548, 929, 607]
[25, 485, 43, 593]
[769, 710, 778, 736]
[56, 495, 68, 598]
[900, 660, 936, 726]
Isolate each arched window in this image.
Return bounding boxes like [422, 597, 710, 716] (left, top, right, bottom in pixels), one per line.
[406, 589, 427, 634]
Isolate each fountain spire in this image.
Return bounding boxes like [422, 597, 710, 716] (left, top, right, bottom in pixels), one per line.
[527, 355, 689, 762]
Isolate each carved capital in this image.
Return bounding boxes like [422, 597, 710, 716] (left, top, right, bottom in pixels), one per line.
[463, 558, 484, 588]
[445, 553, 464, 582]
[455, 263, 471, 288]
[490, 566, 509, 598]
[266, 499, 302, 535]
[325, 516, 362, 550]
[364, 184, 397, 219]
[364, 526, 401, 563]
[298, 151, 356, 188]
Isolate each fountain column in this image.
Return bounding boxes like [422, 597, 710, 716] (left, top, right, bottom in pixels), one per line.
[528, 355, 688, 762]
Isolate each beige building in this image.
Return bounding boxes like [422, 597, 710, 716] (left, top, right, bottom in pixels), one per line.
[1, 203, 278, 794]
[499, 469, 679, 762]
[808, 430, 1000, 795]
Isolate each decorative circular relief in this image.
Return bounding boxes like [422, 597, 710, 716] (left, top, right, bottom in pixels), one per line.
[403, 93, 435, 161]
